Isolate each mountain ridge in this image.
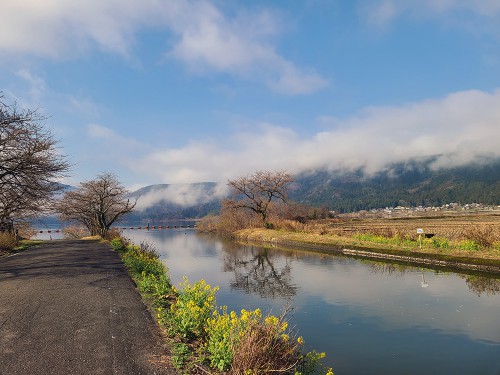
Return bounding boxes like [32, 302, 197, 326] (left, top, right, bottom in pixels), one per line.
[127, 158, 500, 219]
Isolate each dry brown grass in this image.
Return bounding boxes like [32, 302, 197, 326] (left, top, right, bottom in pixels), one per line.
[104, 227, 122, 240]
[0, 232, 17, 251]
[461, 224, 500, 248]
[61, 226, 90, 239]
[300, 213, 500, 244]
[231, 321, 300, 375]
[197, 201, 262, 235]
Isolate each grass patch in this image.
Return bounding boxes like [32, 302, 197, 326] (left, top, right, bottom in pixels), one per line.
[235, 227, 500, 270]
[14, 239, 44, 251]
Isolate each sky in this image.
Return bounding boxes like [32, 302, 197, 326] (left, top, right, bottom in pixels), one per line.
[1, 0, 500, 193]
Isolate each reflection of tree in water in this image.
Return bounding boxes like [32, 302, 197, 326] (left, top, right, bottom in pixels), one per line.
[222, 243, 298, 299]
[461, 275, 500, 296]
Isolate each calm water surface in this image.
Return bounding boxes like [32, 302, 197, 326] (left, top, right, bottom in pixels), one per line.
[123, 228, 499, 374]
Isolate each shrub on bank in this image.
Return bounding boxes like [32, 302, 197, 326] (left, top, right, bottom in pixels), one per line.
[0, 232, 17, 251]
[111, 236, 333, 374]
[166, 277, 218, 339]
[429, 236, 450, 249]
[462, 225, 499, 249]
[62, 226, 90, 239]
[457, 240, 480, 251]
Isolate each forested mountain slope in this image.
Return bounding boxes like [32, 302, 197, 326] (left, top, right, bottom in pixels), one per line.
[290, 159, 500, 213]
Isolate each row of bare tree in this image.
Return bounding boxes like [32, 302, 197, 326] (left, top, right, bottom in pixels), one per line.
[2, 95, 308, 240]
[0, 96, 69, 234]
[1, 96, 134, 239]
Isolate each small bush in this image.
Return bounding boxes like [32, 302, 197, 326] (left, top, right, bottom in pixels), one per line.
[196, 214, 220, 233]
[461, 225, 498, 249]
[206, 307, 264, 371]
[15, 222, 37, 240]
[273, 219, 305, 232]
[136, 271, 171, 306]
[458, 240, 480, 251]
[231, 313, 301, 375]
[168, 277, 218, 339]
[110, 237, 128, 253]
[172, 342, 190, 369]
[104, 227, 121, 241]
[205, 307, 331, 375]
[121, 241, 166, 278]
[62, 226, 90, 239]
[430, 236, 450, 249]
[0, 232, 17, 251]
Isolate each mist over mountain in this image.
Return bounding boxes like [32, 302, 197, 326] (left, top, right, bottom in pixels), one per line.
[290, 157, 500, 213]
[125, 158, 500, 220]
[125, 182, 225, 222]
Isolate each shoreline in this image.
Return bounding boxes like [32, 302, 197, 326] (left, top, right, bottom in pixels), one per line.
[235, 228, 500, 274]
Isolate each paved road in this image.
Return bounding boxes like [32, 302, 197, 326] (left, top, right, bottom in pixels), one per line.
[0, 240, 176, 375]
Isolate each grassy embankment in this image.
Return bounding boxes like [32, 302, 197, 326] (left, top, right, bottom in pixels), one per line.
[234, 213, 500, 271]
[0, 231, 45, 258]
[110, 236, 333, 375]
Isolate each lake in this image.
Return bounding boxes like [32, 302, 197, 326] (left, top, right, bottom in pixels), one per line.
[119, 227, 500, 375]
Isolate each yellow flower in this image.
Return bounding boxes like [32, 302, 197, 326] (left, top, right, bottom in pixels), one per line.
[280, 321, 288, 332]
[281, 333, 289, 341]
[297, 336, 304, 345]
[265, 316, 279, 326]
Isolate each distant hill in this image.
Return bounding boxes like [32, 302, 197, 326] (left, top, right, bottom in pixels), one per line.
[125, 182, 223, 222]
[123, 158, 499, 220]
[290, 158, 500, 213]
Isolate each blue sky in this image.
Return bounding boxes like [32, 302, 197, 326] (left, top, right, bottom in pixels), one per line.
[1, 0, 500, 191]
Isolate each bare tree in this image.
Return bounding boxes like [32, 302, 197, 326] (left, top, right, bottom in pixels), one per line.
[223, 245, 298, 298]
[226, 170, 293, 226]
[56, 173, 135, 238]
[0, 95, 70, 233]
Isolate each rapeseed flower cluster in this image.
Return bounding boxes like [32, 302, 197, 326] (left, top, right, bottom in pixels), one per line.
[169, 277, 218, 339]
[205, 307, 264, 371]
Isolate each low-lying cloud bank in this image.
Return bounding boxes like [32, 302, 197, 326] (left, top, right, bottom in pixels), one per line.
[135, 89, 500, 183]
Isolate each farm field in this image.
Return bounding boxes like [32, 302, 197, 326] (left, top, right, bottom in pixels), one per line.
[236, 211, 500, 270]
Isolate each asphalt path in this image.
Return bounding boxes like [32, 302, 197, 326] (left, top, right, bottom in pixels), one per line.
[0, 240, 177, 375]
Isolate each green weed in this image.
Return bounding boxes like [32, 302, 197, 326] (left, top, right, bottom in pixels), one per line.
[458, 240, 480, 251]
[172, 342, 190, 369]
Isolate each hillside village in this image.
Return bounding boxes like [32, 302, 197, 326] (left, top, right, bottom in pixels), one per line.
[338, 202, 500, 219]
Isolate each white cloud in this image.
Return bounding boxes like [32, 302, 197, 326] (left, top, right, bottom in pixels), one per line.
[267, 61, 328, 95]
[0, 0, 326, 94]
[86, 123, 143, 150]
[68, 96, 100, 118]
[131, 89, 500, 183]
[166, 3, 327, 94]
[15, 68, 46, 100]
[0, 0, 152, 57]
[362, 0, 500, 31]
[134, 183, 228, 210]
